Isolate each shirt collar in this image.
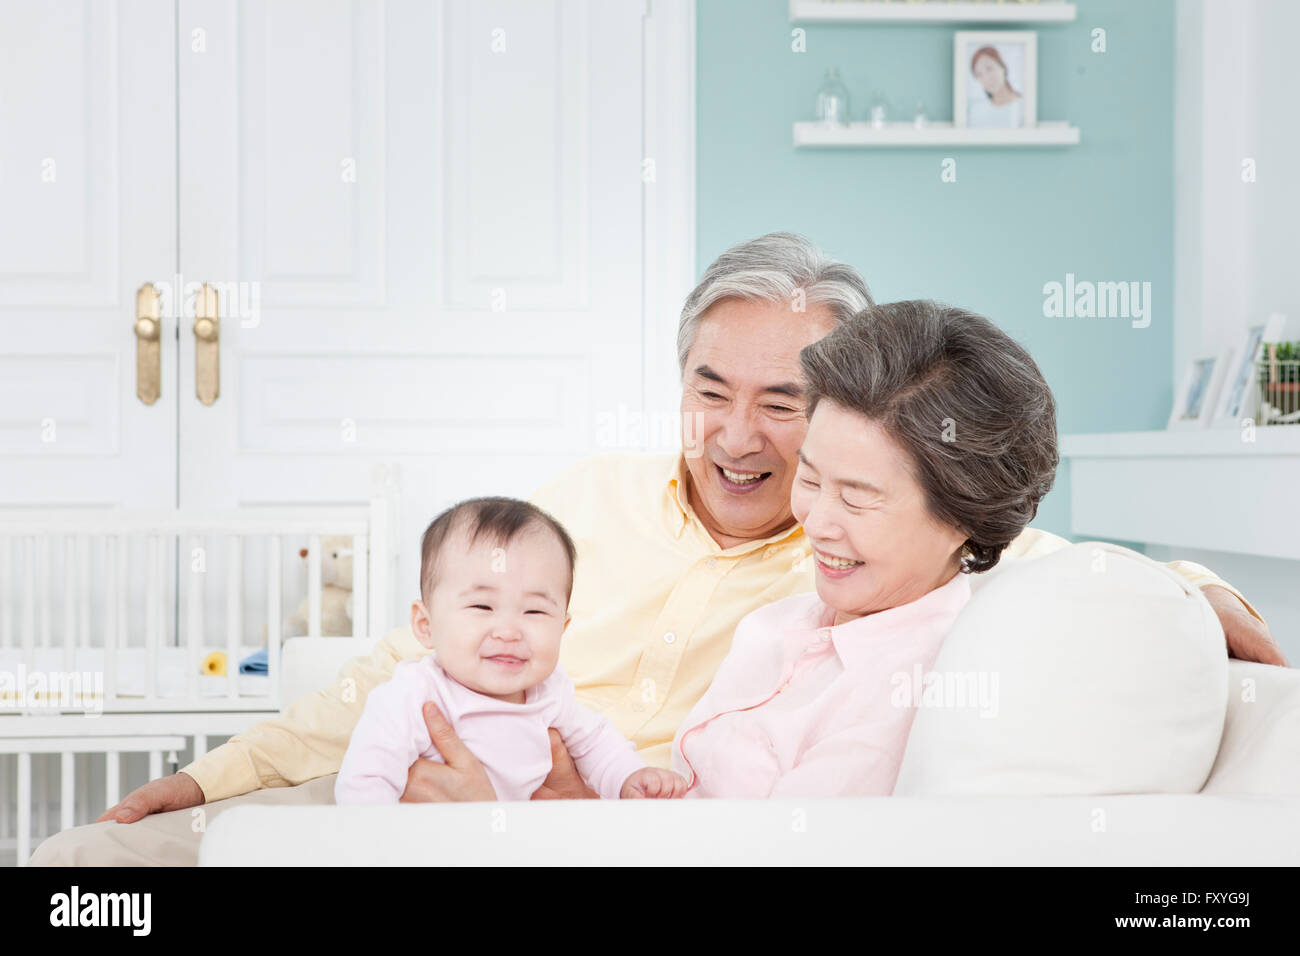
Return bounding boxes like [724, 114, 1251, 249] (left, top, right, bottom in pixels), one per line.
[795, 571, 973, 671]
[662, 454, 692, 538]
[662, 454, 804, 556]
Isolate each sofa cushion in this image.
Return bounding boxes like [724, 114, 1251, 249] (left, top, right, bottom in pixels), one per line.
[894, 542, 1228, 795]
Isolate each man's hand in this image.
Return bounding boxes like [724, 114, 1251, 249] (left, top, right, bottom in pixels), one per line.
[400, 702, 498, 803]
[1202, 585, 1289, 666]
[96, 772, 204, 823]
[620, 767, 688, 799]
[530, 729, 598, 800]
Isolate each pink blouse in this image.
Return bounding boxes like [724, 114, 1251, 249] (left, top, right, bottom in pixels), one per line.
[671, 571, 972, 798]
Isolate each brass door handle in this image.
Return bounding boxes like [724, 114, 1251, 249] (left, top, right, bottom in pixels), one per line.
[135, 283, 162, 405]
[193, 283, 220, 405]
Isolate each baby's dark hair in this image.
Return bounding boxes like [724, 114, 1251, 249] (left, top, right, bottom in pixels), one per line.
[419, 496, 577, 606]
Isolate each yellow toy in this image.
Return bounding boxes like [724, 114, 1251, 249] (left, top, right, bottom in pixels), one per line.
[202, 651, 228, 676]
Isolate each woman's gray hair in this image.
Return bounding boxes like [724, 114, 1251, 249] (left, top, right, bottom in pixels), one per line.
[799, 300, 1059, 574]
[677, 232, 874, 375]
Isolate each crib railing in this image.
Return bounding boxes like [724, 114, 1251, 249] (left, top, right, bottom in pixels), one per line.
[0, 466, 400, 862]
[0, 463, 398, 717]
[0, 508, 389, 713]
[1, 712, 276, 865]
[1, 735, 186, 865]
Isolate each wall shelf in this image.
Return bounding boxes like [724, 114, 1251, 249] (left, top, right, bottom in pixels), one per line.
[1061, 428, 1300, 460]
[794, 120, 1080, 147]
[790, 1, 1078, 24]
[1061, 429, 1300, 560]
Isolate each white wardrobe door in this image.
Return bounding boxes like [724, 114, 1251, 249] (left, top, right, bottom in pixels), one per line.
[177, 0, 649, 617]
[0, 0, 177, 507]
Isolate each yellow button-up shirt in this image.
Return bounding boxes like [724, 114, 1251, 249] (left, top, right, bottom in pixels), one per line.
[181, 452, 1260, 802]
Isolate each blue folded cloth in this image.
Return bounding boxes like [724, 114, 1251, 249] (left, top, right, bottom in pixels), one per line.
[239, 648, 268, 675]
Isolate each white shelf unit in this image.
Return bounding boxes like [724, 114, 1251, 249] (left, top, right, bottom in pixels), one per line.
[1060, 428, 1300, 561]
[794, 120, 1079, 147]
[790, 1, 1077, 24]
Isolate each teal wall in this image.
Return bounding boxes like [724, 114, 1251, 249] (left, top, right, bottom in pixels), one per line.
[695, 0, 1175, 538]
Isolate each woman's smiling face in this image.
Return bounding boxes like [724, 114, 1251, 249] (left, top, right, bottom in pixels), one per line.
[973, 52, 1007, 95]
[790, 399, 968, 622]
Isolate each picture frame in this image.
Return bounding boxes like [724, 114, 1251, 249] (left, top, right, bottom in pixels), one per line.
[1212, 325, 1266, 426]
[954, 31, 1038, 130]
[1168, 353, 1230, 430]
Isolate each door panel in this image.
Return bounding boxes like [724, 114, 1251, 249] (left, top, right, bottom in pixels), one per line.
[0, 0, 655, 638]
[178, 0, 648, 623]
[0, 0, 177, 506]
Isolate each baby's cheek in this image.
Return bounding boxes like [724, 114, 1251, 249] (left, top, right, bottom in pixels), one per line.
[538, 642, 562, 671]
[536, 632, 564, 672]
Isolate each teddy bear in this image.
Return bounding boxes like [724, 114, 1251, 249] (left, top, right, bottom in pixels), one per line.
[283, 535, 355, 636]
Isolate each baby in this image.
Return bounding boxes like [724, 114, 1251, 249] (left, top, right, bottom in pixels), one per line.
[335, 496, 686, 803]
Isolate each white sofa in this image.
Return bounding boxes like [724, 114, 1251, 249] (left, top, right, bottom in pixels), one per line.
[201, 544, 1300, 866]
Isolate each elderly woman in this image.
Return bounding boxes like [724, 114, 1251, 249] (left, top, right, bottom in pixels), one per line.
[670, 300, 1058, 798]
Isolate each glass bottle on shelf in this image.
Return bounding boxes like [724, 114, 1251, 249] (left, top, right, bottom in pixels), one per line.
[815, 67, 851, 126]
[868, 91, 889, 129]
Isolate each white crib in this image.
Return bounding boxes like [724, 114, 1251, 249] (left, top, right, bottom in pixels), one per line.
[0, 465, 400, 865]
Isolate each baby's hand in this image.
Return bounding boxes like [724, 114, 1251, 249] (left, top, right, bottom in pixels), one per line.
[620, 767, 688, 799]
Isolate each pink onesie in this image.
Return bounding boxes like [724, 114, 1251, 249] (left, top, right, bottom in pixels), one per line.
[335, 655, 645, 803]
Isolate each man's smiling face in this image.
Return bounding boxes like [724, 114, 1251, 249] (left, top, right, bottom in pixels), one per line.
[679, 297, 837, 549]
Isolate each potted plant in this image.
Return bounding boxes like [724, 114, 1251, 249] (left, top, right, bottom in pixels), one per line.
[1258, 341, 1300, 423]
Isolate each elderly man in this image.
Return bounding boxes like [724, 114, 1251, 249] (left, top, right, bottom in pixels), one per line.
[29, 233, 1284, 865]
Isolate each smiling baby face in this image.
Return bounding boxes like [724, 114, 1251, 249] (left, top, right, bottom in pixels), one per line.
[412, 511, 573, 704]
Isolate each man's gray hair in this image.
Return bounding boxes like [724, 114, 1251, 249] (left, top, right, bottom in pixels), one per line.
[676, 232, 874, 375]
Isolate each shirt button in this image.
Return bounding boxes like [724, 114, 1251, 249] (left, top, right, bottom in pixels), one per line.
[707, 557, 718, 570]
[820, 629, 832, 642]
[663, 631, 676, 644]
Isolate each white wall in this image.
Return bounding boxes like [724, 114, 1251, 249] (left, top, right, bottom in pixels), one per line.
[1173, 0, 1250, 378]
[1243, 0, 1300, 327]
[1175, 0, 1300, 370]
[1172, 0, 1300, 659]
